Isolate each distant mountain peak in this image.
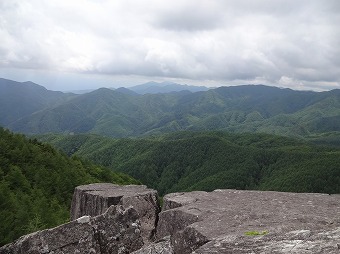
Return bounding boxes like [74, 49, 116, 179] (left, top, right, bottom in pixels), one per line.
[0, 78, 71, 126]
[115, 87, 139, 96]
[95, 87, 113, 92]
[2, 77, 340, 138]
[129, 81, 209, 94]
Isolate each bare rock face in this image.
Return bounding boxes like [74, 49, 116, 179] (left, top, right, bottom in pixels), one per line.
[156, 190, 340, 254]
[194, 227, 340, 253]
[71, 183, 160, 242]
[0, 205, 143, 254]
[131, 236, 174, 254]
[2, 186, 340, 254]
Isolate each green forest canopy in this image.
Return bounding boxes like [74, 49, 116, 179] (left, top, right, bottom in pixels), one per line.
[38, 131, 340, 196]
[0, 127, 139, 246]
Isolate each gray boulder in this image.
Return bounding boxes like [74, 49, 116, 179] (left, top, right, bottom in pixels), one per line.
[0, 205, 143, 254]
[71, 183, 160, 242]
[131, 236, 174, 254]
[156, 190, 340, 254]
[193, 227, 340, 253]
[2, 186, 340, 253]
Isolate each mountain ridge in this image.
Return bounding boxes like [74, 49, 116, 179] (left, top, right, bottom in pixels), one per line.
[1, 78, 340, 138]
[129, 81, 209, 94]
[0, 78, 73, 126]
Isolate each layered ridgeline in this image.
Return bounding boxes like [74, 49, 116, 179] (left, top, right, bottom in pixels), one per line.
[37, 132, 340, 196]
[0, 127, 139, 246]
[2, 78, 340, 137]
[0, 78, 74, 126]
[127, 81, 209, 94]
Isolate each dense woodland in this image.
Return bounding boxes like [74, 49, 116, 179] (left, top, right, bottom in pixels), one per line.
[0, 127, 139, 246]
[38, 132, 340, 196]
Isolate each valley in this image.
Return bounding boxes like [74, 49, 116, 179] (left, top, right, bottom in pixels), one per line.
[1, 77, 340, 247]
[37, 131, 340, 196]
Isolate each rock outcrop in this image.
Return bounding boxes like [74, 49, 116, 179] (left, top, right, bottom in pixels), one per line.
[1, 185, 340, 254]
[0, 205, 143, 254]
[156, 189, 340, 253]
[71, 183, 159, 242]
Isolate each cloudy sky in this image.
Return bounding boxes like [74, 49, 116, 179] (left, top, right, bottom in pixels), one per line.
[0, 0, 339, 91]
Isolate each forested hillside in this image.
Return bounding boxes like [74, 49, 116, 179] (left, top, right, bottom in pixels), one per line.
[38, 132, 340, 196]
[0, 127, 139, 246]
[0, 78, 73, 126]
[3, 78, 340, 138]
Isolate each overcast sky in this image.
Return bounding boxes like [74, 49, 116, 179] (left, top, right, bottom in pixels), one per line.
[0, 0, 339, 91]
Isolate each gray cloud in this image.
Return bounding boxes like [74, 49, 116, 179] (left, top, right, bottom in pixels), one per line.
[152, 1, 224, 31]
[0, 0, 339, 91]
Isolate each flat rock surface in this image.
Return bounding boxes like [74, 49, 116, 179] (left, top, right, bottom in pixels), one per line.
[71, 184, 158, 219]
[157, 189, 340, 253]
[3, 187, 339, 253]
[71, 183, 160, 242]
[194, 227, 340, 253]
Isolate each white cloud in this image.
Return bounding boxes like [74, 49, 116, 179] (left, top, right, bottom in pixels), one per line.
[0, 0, 339, 90]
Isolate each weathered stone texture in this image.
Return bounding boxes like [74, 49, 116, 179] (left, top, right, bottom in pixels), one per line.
[0, 205, 143, 254]
[2, 187, 340, 254]
[71, 183, 160, 242]
[132, 236, 174, 254]
[156, 190, 340, 254]
[193, 227, 340, 253]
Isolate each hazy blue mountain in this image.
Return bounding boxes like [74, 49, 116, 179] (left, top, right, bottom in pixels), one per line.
[8, 87, 183, 137]
[3, 77, 340, 138]
[8, 88, 135, 136]
[115, 87, 139, 96]
[0, 78, 73, 125]
[174, 85, 324, 117]
[129, 81, 209, 94]
[65, 89, 96, 94]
